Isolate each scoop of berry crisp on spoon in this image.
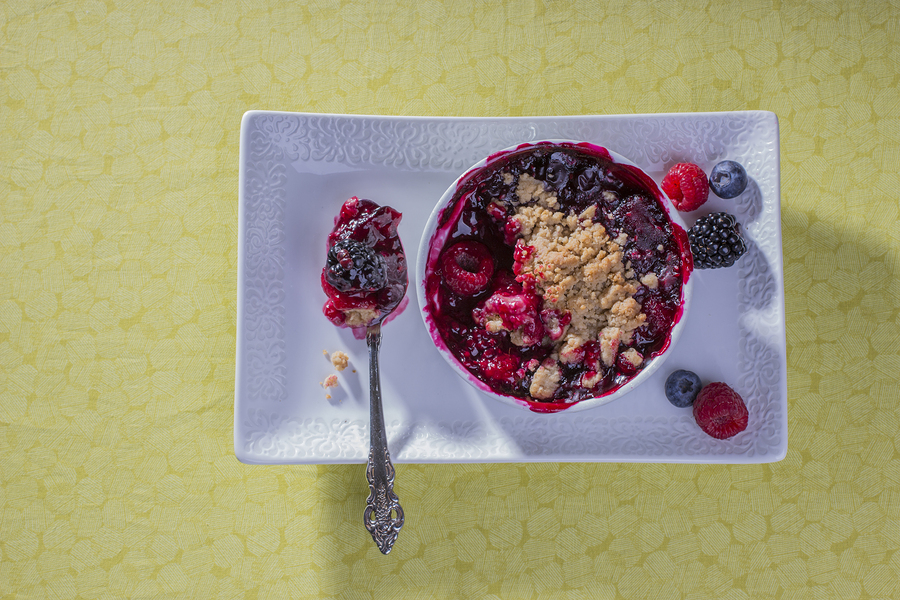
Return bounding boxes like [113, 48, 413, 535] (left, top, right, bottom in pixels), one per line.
[321, 196, 407, 554]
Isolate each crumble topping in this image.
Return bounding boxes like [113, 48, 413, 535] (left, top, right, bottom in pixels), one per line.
[621, 348, 643, 368]
[330, 350, 349, 371]
[640, 273, 659, 289]
[508, 173, 646, 378]
[342, 308, 379, 327]
[581, 370, 603, 389]
[322, 374, 339, 389]
[529, 359, 561, 400]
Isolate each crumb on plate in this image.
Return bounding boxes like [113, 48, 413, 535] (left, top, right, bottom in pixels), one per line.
[330, 350, 349, 371]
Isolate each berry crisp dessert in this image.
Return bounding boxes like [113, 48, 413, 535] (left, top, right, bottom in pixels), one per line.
[421, 142, 692, 412]
[322, 197, 408, 333]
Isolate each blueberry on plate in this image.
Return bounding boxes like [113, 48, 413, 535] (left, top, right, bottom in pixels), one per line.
[665, 370, 702, 407]
[709, 160, 748, 199]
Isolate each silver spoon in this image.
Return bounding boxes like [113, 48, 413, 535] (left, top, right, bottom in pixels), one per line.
[323, 199, 405, 554]
[363, 321, 404, 554]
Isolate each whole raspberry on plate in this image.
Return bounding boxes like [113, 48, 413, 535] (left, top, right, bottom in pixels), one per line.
[693, 382, 748, 439]
[662, 163, 709, 212]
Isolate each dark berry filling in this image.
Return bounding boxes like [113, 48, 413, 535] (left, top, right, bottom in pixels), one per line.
[321, 197, 407, 329]
[424, 143, 691, 412]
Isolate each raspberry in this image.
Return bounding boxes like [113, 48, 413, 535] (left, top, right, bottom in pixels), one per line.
[440, 241, 495, 297]
[512, 242, 533, 275]
[473, 286, 544, 346]
[693, 382, 749, 439]
[503, 218, 522, 245]
[662, 163, 709, 212]
[479, 352, 520, 384]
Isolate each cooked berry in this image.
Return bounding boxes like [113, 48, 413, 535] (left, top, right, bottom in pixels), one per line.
[479, 352, 520, 384]
[473, 286, 544, 347]
[483, 171, 511, 199]
[616, 194, 668, 254]
[693, 382, 749, 439]
[577, 165, 623, 194]
[688, 212, 747, 269]
[632, 295, 675, 342]
[324, 239, 387, 292]
[665, 370, 702, 407]
[546, 152, 578, 190]
[440, 241, 495, 297]
[662, 162, 709, 212]
[709, 160, 748, 199]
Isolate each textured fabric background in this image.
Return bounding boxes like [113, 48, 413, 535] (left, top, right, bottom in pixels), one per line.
[2, 0, 899, 598]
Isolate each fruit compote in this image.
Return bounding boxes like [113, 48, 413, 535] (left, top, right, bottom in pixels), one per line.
[322, 197, 408, 334]
[422, 143, 691, 412]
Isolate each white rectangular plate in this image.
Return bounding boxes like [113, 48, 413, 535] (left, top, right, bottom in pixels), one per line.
[236, 111, 787, 464]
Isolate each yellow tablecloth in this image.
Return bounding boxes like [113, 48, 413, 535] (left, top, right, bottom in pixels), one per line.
[2, 1, 899, 598]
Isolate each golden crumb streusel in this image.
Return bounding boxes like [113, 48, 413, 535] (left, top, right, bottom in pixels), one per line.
[330, 350, 349, 371]
[530, 359, 561, 400]
[510, 173, 647, 375]
[342, 308, 379, 327]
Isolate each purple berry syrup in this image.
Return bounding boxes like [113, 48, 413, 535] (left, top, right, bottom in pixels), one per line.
[423, 143, 692, 413]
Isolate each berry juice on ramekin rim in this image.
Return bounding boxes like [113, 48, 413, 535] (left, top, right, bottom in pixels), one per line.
[417, 141, 694, 413]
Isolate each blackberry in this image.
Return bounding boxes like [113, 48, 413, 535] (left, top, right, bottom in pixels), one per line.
[325, 239, 387, 292]
[688, 212, 747, 269]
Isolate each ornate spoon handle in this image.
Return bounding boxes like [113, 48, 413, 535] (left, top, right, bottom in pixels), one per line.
[363, 323, 404, 554]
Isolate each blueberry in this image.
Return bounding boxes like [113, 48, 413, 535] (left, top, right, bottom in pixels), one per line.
[665, 370, 702, 407]
[709, 160, 748, 199]
[687, 212, 747, 269]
